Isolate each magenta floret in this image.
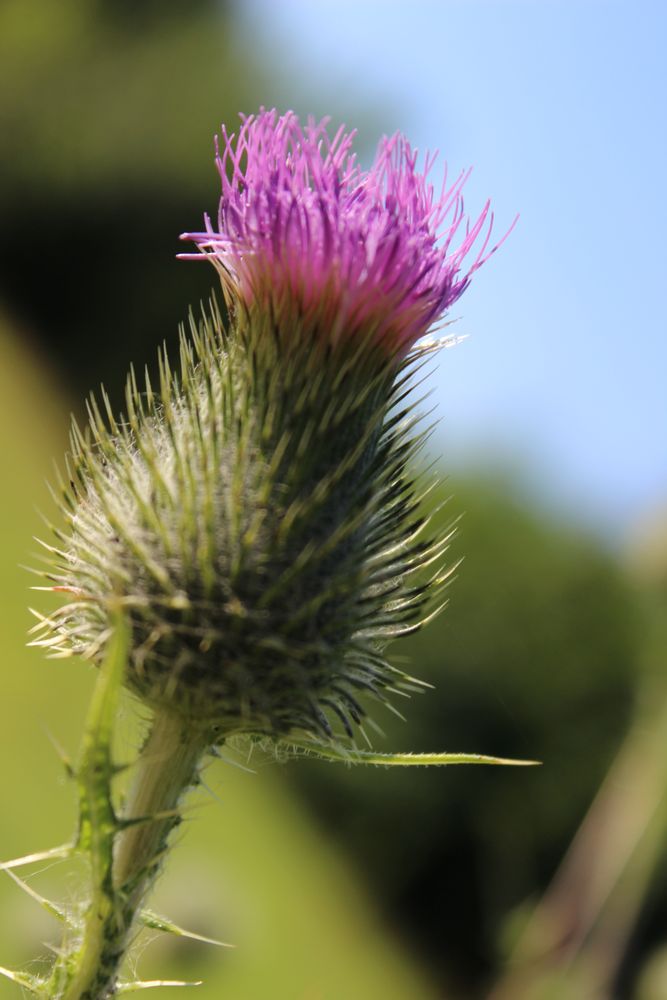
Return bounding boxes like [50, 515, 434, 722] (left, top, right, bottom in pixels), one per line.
[181, 109, 503, 354]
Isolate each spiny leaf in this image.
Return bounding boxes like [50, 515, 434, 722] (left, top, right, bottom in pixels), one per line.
[140, 909, 234, 948]
[283, 739, 541, 767]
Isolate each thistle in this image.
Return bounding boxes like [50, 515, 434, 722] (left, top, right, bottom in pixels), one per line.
[3, 109, 525, 999]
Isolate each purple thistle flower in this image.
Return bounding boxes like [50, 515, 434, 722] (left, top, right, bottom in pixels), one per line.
[180, 108, 506, 355]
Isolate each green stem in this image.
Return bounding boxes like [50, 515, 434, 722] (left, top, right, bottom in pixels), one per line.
[62, 708, 211, 1000]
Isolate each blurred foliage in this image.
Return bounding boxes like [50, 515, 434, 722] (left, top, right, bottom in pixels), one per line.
[0, 0, 235, 192]
[289, 478, 645, 996]
[0, 0, 267, 403]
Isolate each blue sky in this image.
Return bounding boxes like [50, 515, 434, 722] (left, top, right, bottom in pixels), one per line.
[236, 0, 666, 540]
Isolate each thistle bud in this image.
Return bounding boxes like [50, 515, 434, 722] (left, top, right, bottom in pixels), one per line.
[34, 109, 500, 746]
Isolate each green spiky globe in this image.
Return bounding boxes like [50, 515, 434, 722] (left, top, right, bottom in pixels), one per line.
[34, 299, 451, 741]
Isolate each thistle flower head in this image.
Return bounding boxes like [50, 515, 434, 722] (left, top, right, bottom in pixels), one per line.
[180, 108, 499, 355]
[32, 110, 507, 749]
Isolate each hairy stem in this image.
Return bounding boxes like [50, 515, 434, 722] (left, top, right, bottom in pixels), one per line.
[62, 706, 211, 1000]
[114, 709, 210, 905]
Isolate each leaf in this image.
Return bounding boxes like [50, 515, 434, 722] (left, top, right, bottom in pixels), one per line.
[283, 739, 540, 768]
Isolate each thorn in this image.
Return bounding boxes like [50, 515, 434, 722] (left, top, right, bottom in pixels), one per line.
[116, 980, 203, 992]
[196, 775, 225, 808]
[111, 760, 133, 777]
[27, 607, 50, 627]
[382, 700, 407, 723]
[42, 941, 66, 957]
[364, 708, 390, 736]
[116, 808, 181, 831]
[3, 869, 67, 921]
[0, 966, 45, 995]
[0, 845, 72, 871]
[140, 909, 234, 948]
[44, 728, 76, 780]
[357, 724, 374, 748]
[208, 746, 256, 775]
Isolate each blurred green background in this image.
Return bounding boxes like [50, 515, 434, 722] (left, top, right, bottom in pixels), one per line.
[1, 2, 666, 999]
